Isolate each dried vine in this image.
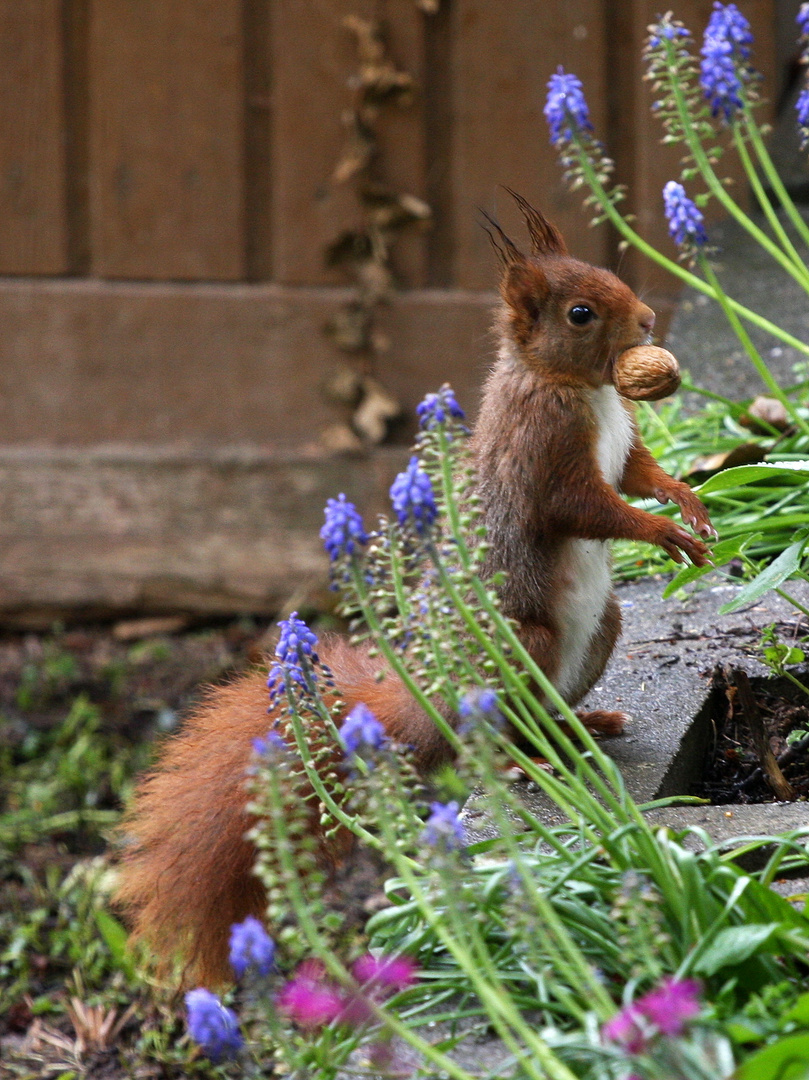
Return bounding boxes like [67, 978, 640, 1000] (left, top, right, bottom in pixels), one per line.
[321, 8, 438, 451]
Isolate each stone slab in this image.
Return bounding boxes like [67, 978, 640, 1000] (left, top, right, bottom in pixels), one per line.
[464, 574, 809, 850]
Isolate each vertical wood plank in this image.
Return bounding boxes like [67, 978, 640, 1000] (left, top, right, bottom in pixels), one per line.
[444, 0, 610, 290]
[244, 0, 273, 281]
[607, 0, 776, 298]
[88, 0, 245, 281]
[270, 0, 428, 287]
[0, 0, 68, 274]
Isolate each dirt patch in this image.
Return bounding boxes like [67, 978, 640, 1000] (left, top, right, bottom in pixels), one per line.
[699, 666, 809, 804]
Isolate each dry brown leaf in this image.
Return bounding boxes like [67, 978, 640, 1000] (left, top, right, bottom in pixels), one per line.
[688, 442, 766, 477]
[353, 377, 401, 443]
[740, 395, 791, 433]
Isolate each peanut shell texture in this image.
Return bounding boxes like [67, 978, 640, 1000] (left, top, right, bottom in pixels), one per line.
[613, 345, 681, 401]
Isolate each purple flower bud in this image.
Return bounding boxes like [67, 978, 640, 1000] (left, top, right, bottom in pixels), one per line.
[185, 988, 243, 1062]
[416, 384, 465, 431]
[390, 457, 437, 536]
[339, 703, 387, 757]
[700, 2, 753, 121]
[544, 68, 592, 145]
[662, 181, 708, 250]
[422, 800, 466, 851]
[228, 916, 275, 978]
[321, 494, 368, 562]
[637, 977, 701, 1036]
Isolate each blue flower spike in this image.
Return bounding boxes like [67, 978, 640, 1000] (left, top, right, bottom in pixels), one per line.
[416, 384, 465, 432]
[390, 457, 438, 537]
[699, 2, 754, 122]
[339, 702, 388, 758]
[544, 68, 592, 145]
[185, 988, 243, 1062]
[663, 182, 708, 251]
[229, 916, 276, 979]
[321, 494, 368, 562]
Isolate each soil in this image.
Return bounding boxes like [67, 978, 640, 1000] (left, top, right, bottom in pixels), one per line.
[698, 665, 809, 804]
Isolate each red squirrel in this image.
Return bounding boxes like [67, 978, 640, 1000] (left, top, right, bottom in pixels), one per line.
[114, 197, 714, 986]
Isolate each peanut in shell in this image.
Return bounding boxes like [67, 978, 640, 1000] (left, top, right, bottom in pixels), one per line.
[613, 345, 681, 401]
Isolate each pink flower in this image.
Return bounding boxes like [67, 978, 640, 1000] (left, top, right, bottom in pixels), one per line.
[603, 976, 702, 1054]
[637, 977, 701, 1037]
[352, 954, 418, 994]
[276, 960, 345, 1030]
[602, 1006, 646, 1054]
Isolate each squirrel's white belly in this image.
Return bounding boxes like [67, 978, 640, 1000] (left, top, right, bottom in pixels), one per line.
[554, 386, 634, 700]
[554, 539, 611, 699]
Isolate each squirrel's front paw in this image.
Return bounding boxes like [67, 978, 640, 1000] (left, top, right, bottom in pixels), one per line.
[659, 520, 711, 566]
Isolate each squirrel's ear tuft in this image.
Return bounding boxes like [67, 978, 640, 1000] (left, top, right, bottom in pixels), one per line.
[504, 189, 568, 257]
[501, 260, 548, 344]
[479, 209, 525, 268]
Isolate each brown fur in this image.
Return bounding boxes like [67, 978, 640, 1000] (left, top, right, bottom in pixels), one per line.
[115, 197, 714, 986]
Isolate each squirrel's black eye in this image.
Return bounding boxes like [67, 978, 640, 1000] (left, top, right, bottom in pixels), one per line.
[568, 304, 596, 326]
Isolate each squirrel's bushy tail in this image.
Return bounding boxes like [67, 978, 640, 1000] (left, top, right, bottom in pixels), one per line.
[113, 635, 446, 987]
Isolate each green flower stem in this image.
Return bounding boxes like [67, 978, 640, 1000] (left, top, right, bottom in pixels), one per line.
[265, 772, 481, 1080]
[731, 125, 809, 281]
[696, 253, 809, 436]
[743, 104, 809, 253]
[474, 745, 615, 1014]
[348, 561, 463, 755]
[427, 552, 633, 826]
[281, 696, 419, 868]
[375, 817, 582, 1080]
[658, 41, 809, 293]
[569, 134, 809, 359]
[775, 586, 809, 621]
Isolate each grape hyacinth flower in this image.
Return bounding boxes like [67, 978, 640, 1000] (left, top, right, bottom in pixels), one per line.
[267, 612, 322, 708]
[797, 87, 809, 148]
[458, 687, 502, 731]
[390, 456, 438, 536]
[544, 67, 592, 145]
[662, 181, 708, 252]
[700, 2, 754, 121]
[252, 728, 288, 758]
[185, 988, 244, 1062]
[422, 800, 466, 851]
[321, 493, 368, 562]
[339, 702, 387, 758]
[277, 960, 346, 1030]
[800, 3, 809, 39]
[229, 916, 276, 978]
[415, 383, 465, 431]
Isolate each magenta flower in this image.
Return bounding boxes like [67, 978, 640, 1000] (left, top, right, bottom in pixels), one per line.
[603, 976, 702, 1054]
[352, 953, 418, 994]
[602, 1005, 646, 1054]
[637, 977, 701, 1036]
[277, 960, 346, 1030]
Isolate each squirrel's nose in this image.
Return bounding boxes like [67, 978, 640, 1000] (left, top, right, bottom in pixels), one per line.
[638, 306, 656, 333]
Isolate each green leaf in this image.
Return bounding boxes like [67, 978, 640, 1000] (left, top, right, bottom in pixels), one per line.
[95, 909, 134, 978]
[735, 1032, 809, 1079]
[782, 992, 809, 1029]
[695, 462, 809, 495]
[719, 536, 809, 614]
[662, 534, 757, 598]
[693, 923, 780, 976]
